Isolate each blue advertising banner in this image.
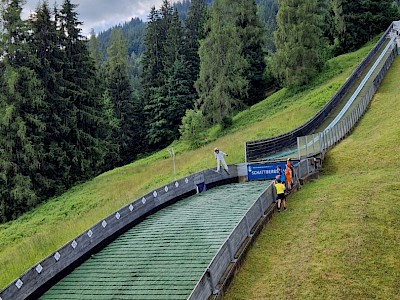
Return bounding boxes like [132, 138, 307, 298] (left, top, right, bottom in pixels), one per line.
[247, 162, 297, 181]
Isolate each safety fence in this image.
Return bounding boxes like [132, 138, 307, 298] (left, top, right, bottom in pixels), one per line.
[297, 39, 398, 158]
[0, 161, 321, 300]
[188, 159, 316, 299]
[0, 168, 239, 300]
[245, 23, 395, 163]
[3, 26, 397, 300]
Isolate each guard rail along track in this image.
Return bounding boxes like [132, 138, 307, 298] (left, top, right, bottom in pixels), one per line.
[297, 36, 398, 158]
[1, 21, 398, 300]
[188, 159, 316, 299]
[0, 169, 238, 300]
[245, 22, 395, 163]
[0, 156, 319, 300]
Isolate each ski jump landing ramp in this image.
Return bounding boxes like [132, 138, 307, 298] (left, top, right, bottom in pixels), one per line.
[1, 21, 399, 300]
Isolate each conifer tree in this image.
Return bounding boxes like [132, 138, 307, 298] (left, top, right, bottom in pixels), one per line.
[106, 28, 143, 164]
[141, 5, 169, 147]
[0, 0, 46, 221]
[185, 0, 208, 98]
[258, 0, 278, 51]
[142, 1, 192, 147]
[163, 9, 184, 75]
[333, 0, 399, 53]
[195, 0, 248, 125]
[88, 29, 104, 72]
[58, 0, 110, 182]
[141, 7, 165, 103]
[234, 0, 267, 105]
[29, 2, 73, 195]
[163, 57, 194, 139]
[274, 0, 324, 87]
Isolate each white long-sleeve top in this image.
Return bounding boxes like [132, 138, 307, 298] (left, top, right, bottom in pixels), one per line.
[214, 151, 227, 161]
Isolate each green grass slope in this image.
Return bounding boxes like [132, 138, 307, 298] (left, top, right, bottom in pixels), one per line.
[0, 40, 377, 290]
[224, 57, 400, 299]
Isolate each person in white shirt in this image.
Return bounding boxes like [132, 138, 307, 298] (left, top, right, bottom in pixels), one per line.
[214, 147, 229, 174]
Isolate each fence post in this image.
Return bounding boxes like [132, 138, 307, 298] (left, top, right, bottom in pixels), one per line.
[297, 137, 301, 160]
[227, 238, 237, 263]
[244, 142, 248, 164]
[318, 132, 323, 153]
[245, 215, 251, 237]
[327, 129, 332, 148]
[297, 161, 302, 179]
[351, 110, 356, 128]
[336, 123, 341, 142]
[312, 134, 316, 155]
[259, 196, 265, 216]
[305, 135, 309, 157]
[206, 268, 219, 295]
[340, 121, 345, 140]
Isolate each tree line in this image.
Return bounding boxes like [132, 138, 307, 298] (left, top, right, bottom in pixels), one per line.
[0, 0, 398, 222]
[0, 0, 139, 222]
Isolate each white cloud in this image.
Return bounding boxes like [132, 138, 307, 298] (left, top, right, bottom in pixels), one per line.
[22, 0, 179, 36]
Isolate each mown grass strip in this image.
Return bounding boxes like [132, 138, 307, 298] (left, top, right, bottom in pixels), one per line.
[0, 40, 376, 290]
[224, 57, 400, 299]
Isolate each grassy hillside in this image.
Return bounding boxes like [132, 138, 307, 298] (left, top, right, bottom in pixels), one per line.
[0, 40, 377, 289]
[224, 57, 400, 299]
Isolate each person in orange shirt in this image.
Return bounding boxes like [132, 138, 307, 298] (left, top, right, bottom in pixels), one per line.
[285, 158, 293, 191]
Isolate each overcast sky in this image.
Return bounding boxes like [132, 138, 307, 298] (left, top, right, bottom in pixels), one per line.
[22, 0, 179, 36]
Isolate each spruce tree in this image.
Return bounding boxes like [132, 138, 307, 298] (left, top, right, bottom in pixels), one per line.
[106, 28, 143, 164]
[163, 9, 184, 74]
[162, 9, 194, 140]
[163, 56, 194, 140]
[141, 5, 168, 147]
[58, 0, 109, 183]
[195, 0, 248, 125]
[185, 0, 208, 99]
[0, 0, 46, 221]
[274, 0, 324, 87]
[142, 1, 192, 147]
[234, 0, 267, 105]
[333, 0, 399, 53]
[258, 0, 279, 52]
[88, 29, 104, 72]
[29, 2, 74, 195]
[141, 7, 165, 104]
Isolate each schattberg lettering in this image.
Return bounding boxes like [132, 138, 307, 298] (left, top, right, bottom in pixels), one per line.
[252, 169, 278, 175]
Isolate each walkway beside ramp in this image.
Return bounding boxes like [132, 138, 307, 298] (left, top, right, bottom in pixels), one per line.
[40, 182, 267, 300]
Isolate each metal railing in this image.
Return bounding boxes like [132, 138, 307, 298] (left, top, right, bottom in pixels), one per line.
[245, 23, 394, 163]
[188, 159, 315, 299]
[297, 39, 398, 158]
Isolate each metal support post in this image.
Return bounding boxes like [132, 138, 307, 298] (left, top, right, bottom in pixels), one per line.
[168, 148, 176, 180]
[297, 137, 301, 160]
[305, 135, 309, 157]
[312, 134, 316, 155]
